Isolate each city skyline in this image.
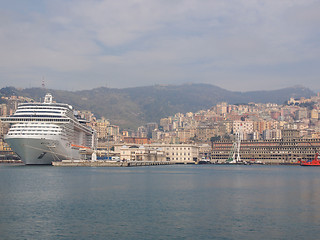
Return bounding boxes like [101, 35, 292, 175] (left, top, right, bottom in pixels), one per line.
[1, 83, 320, 164]
[1, 0, 320, 91]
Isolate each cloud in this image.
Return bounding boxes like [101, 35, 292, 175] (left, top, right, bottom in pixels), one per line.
[0, 0, 319, 91]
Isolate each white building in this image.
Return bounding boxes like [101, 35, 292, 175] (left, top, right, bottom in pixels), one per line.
[119, 145, 165, 161]
[233, 120, 253, 135]
[160, 144, 199, 163]
[114, 143, 199, 163]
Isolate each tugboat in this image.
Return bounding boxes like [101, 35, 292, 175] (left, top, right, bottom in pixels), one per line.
[300, 153, 320, 166]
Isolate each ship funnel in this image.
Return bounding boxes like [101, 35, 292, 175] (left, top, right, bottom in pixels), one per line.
[44, 93, 53, 103]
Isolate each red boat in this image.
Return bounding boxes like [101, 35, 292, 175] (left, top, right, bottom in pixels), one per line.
[300, 153, 320, 166]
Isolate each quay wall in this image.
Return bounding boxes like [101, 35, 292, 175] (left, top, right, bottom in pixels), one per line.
[52, 160, 175, 167]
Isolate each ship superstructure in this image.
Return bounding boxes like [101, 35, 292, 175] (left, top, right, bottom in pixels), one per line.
[2, 93, 96, 164]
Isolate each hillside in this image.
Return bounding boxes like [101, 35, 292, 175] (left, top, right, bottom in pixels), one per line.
[0, 84, 315, 129]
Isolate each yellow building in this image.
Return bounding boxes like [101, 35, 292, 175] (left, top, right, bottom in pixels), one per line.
[95, 117, 110, 139]
[177, 128, 195, 143]
[311, 109, 319, 120]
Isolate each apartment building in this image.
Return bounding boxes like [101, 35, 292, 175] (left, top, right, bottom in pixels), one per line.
[94, 117, 110, 139]
[233, 120, 253, 134]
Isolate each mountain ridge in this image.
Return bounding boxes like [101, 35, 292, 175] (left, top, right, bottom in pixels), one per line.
[0, 84, 315, 129]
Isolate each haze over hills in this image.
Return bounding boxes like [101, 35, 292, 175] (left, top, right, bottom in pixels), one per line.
[0, 84, 315, 129]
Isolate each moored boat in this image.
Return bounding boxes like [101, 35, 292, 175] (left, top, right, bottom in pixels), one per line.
[300, 153, 320, 166]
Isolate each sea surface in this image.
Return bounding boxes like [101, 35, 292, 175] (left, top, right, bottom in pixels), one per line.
[1, 164, 320, 240]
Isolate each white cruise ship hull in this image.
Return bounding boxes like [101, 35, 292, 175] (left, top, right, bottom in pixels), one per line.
[5, 136, 80, 165]
[2, 93, 96, 165]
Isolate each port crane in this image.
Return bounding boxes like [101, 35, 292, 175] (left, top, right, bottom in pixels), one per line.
[227, 131, 241, 164]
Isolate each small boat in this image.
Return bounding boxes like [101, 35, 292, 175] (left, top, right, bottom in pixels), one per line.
[198, 157, 211, 164]
[300, 153, 320, 166]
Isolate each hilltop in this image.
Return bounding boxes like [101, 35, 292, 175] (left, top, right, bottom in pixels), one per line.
[0, 84, 315, 129]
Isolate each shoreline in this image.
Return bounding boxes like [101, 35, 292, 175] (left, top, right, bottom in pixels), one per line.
[1, 160, 302, 166]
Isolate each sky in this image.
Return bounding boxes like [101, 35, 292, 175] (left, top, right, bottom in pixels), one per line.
[0, 0, 319, 92]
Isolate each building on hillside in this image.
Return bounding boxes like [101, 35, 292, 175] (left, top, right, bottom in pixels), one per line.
[160, 117, 172, 131]
[137, 126, 147, 138]
[107, 125, 120, 142]
[262, 129, 282, 140]
[311, 132, 320, 138]
[222, 121, 233, 135]
[78, 110, 95, 123]
[0, 104, 8, 117]
[233, 120, 253, 135]
[216, 102, 228, 115]
[247, 131, 261, 140]
[295, 108, 308, 120]
[282, 129, 299, 140]
[94, 117, 110, 139]
[196, 125, 217, 141]
[311, 109, 319, 120]
[123, 137, 151, 145]
[270, 111, 281, 120]
[151, 129, 163, 141]
[177, 128, 196, 143]
[146, 122, 158, 136]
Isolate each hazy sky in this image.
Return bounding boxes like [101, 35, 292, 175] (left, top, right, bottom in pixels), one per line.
[1, 0, 319, 91]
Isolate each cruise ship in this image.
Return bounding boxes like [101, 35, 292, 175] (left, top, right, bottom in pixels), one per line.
[2, 93, 97, 164]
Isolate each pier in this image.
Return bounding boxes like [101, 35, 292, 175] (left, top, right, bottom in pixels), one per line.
[52, 160, 174, 167]
[0, 160, 23, 164]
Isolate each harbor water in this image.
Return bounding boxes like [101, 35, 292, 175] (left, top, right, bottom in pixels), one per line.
[1, 164, 320, 239]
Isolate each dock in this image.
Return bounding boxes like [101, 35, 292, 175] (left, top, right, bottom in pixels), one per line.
[52, 160, 175, 167]
[0, 160, 23, 164]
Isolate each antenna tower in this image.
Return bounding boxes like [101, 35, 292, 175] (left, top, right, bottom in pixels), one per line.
[42, 77, 46, 89]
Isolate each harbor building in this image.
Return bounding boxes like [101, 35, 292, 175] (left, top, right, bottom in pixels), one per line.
[212, 129, 320, 164]
[114, 143, 199, 164]
[118, 145, 166, 162]
[161, 144, 199, 163]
